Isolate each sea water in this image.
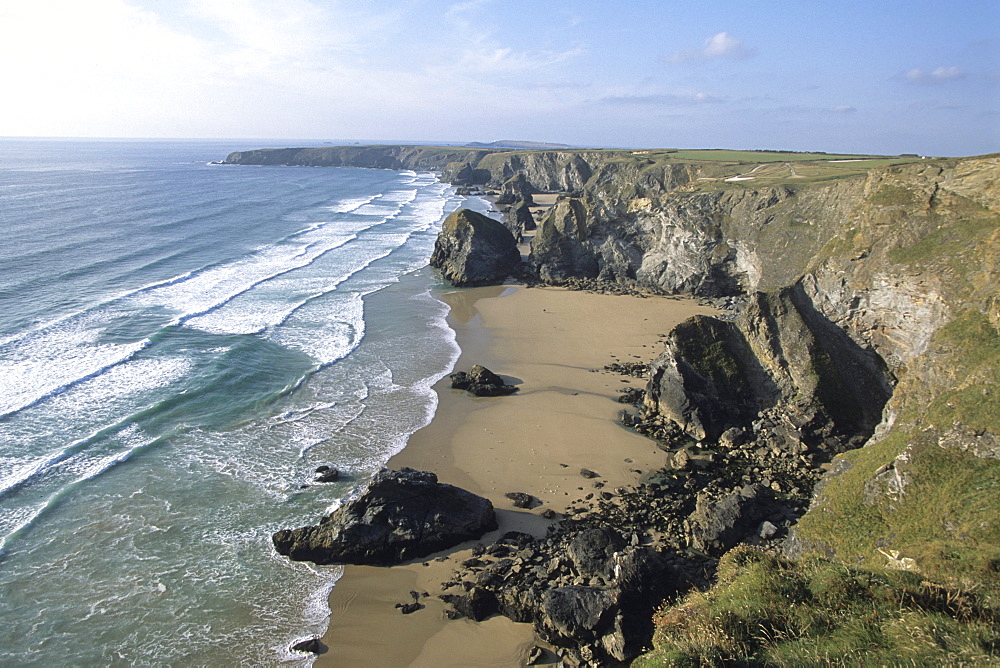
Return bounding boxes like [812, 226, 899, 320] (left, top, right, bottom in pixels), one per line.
[0, 139, 481, 665]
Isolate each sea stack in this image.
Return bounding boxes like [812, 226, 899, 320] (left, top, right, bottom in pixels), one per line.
[430, 208, 520, 286]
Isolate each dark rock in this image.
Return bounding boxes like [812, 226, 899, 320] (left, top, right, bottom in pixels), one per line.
[500, 531, 537, 547]
[396, 602, 423, 614]
[541, 586, 616, 643]
[450, 365, 518, 396]
[686, 484, 774, 555]
[617, 387, 644, 404]
[579, 468, 599, 479]
[272, 468, 497, 565]
[541, 508, 558, 520]
[290, 638, 325, 654]
[504, 200, 536, 241]
[567, 527, 625, 579]
[505, 492, 540, 509]
[314, 466, 340, 483]
[441, 586, 499, 621]
[430, 209, 520, 287]
[605, 361, 649, 377]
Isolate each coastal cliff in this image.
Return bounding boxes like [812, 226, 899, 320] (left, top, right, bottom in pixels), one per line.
[235, 145, 999, 663]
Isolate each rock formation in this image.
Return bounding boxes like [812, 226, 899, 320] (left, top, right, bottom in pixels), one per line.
[227, 144, 999, 665]
[644, 284, 894, 447]
[450, 364, 518, 396]
[272, 468, 497, 566]
[429, 209, 521, 287]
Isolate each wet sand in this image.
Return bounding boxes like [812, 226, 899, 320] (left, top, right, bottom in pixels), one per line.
[316, 285, 711, 666]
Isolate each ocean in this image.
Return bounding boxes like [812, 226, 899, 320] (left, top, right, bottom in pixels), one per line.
[0, 138, 482, 665]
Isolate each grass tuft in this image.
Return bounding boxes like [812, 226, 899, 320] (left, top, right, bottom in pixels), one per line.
[635, 546, 999, 667]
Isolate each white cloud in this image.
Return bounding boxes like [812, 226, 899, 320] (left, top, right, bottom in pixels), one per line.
[429, 1, 583, 80]
[669, 32, 754, 63]
[600, 92, 726, 106]
[0, 0, 218, 135]
[0, 0, 414, 136]
[833, 105, 858, 113]
[905, 66, 965, 83]
[431, 45, 584, 78]
[702, 32, 743, 58]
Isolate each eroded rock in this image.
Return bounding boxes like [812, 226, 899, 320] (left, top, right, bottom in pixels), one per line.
[273, 468, 497, 565]
[430, 209, 520, 287]
[450, 365, 518, 396]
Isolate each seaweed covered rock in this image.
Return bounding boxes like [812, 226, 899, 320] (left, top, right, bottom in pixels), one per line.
[272, 468, 496, 565]
[430, 209, 520, 286]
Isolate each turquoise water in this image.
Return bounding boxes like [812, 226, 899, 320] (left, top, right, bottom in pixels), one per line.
[0, 139, 474, 665]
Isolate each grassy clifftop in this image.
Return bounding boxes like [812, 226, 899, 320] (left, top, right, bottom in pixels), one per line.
[633, 156, 999, 665]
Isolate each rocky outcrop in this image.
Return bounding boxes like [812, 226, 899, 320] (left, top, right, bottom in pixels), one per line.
[644, 284, 894, 447]
[429, 209, 521, 286]
[439, 525, 684, 665]
[503, 200, 535, 242]
[496, 172, 536, 206]
[450, 365, 518, 396]
[686, 483, 775, 555]
[272, 468, 497, 565]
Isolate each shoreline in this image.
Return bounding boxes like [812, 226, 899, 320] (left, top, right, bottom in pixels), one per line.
[314, 284, 712, 666]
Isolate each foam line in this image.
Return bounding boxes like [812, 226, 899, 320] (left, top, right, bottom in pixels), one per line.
[0, 426, 161, 555]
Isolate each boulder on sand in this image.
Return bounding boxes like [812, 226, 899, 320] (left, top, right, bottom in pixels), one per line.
[272, 468, 497, 565]
[450, 364, 518, 396]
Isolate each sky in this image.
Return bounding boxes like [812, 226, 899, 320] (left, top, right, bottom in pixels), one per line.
[1, 0, 997, 156]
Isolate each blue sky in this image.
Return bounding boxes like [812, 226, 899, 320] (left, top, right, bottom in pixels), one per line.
[1, 0, 997, 155]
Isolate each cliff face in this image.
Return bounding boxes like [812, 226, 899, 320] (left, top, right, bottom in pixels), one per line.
[486, 148, 998, 582]
[628, 156, 999, 583]
[529, 175, 875, 296]
[645, 286, 894, 447]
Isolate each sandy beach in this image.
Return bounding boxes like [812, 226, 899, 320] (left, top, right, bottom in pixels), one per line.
[316, 285, 712, 666]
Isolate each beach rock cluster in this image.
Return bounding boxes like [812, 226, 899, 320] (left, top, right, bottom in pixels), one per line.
[429, 208, 520, 287]
[434, 448, 811, 664]
[434, 343, 891, 664]
[450, 364, 518, 396]
[438, 526, 686, 665]
[272, 468, 496, 566]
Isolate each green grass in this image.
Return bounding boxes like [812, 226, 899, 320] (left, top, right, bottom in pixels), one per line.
[925, 310, 1000, 433]
[634, 546, 1000, 667]
[869, 184, 918, 207]
[888, 216, 1000, 298]
[791, 309, 1000, 585]
[631, 149, 892, 163]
